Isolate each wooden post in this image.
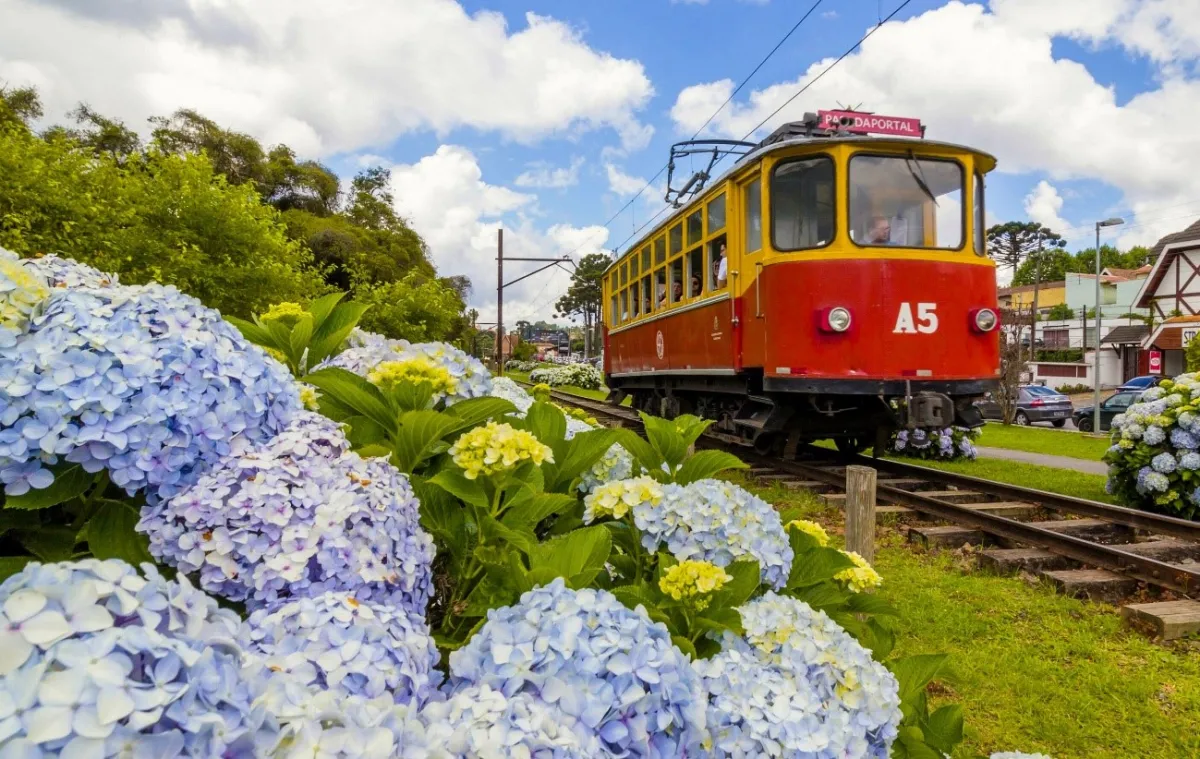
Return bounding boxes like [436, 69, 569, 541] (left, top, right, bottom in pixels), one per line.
[845, 465, 877, 563]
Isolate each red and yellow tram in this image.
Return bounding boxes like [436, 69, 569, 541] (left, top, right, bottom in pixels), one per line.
[600, 111, 1000, 455]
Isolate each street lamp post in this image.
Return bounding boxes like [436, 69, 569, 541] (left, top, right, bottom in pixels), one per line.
[1093, 217, 1125, 433]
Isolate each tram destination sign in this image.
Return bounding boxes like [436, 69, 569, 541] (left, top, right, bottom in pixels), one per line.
[818, 110, 923, 137]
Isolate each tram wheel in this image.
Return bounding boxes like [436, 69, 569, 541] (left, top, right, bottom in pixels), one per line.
[834, 437, 870, 457]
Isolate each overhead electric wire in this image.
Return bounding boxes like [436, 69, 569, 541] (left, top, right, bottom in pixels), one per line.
[558, 0, 828, 261]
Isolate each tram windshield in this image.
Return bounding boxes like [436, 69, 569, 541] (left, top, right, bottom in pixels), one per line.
[848, 154, 964, 249]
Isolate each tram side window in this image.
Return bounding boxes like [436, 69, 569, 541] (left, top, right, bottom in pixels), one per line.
[687, 210, 703, 247]
[631, 283, 640, 317]
[610, 293, 619, 325]
[654, 268, 667, 308]
[707, 194, 726, 235]
[848, 155, 964, 249]
[641, 275, 653, 314]
[709, 235, 728, 290]
[687, 249, 703, 297]
[654, 236, 666, 265]
[669, 224, 683, 256]
[973, 171, 985, 256]
[642, 246, 652, 270]
[620, 289, 629, 322]
[620, 262, 628, 286]
[669, 258, 684, 304]
[771, 157, 834, 251]
[744, 179, 762, 254]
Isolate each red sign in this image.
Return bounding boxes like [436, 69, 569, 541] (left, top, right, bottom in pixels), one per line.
[818, 110, 922, 137]
[1148, 350, 1162, 374]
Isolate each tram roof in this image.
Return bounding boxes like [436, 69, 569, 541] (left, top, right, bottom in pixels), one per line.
[605, 130, 997, 266]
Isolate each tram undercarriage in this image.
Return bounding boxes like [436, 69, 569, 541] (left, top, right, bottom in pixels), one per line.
[607, 373, 994, 459]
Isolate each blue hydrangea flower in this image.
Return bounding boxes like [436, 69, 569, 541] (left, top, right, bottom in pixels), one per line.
[579, 443, 636, 495]
[448, 578, 709, 757]
[20, 254, 119, 290]
[0, 275, 301, 502]
[1140, 386, 1166, 401]
[910, 428, 930, 449]
[1170, 428, 1198, 450]
[320, 333, 491, 405]
[1180, 452, 1200, 471]
[489, 377, 535, 414]
[628, 478, 793, 589]
[420, 684, 601, 757]
[242, 592, 440, 706]
[1152, 452, 1177, 474]
[139, 411, 434, 613]
[893, 430, 907, 451]
[0, 559, 277, 757]
[1143, 426, 1167, 446]
[1144, 471, 1170, 493]
[693, 592, 901, 758]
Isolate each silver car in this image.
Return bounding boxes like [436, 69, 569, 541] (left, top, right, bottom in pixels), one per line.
[975, 385, 1075, 427]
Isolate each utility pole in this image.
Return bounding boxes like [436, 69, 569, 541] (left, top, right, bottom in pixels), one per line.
[496, 229, 504, 374]
[1031, 233, 1043, 355]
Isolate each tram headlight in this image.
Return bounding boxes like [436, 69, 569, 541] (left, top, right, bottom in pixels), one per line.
[971, 308, 998, 333]
[820, 306, 853, 333]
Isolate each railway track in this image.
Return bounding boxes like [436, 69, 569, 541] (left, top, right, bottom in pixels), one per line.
[515, 379, 1200, 632]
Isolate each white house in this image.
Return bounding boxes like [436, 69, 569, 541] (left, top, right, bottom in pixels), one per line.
[1134, 219, 1200, 376]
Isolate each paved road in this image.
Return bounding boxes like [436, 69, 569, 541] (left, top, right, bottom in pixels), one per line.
[975, 445, 1108, 476]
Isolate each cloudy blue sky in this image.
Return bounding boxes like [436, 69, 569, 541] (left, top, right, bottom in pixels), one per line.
[2, 0, 1199, 327]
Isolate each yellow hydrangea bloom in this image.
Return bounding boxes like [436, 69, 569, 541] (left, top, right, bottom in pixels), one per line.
[265, 347, 288, 364]
[368, 357, 460, 397]
[449, 421, 554, 480]
[835, 551, 882, 593]
[658, 560, 732, 610]
[0, 256, 50, 331]
[532, 383, 552, 401]
[583, 476, 664, 521]
[786, 519, 830, 547]
[298, 385, 320, 411]
[259, 301, 306, 326]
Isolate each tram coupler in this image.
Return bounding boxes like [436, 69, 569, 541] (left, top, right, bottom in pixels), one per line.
[904, 391, 955, 429]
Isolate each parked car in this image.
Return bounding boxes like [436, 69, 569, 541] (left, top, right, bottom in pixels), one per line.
[1073, 390, 1141, 432]
[1117, 375, 1160, 393]
[975, 385, 1075, 427]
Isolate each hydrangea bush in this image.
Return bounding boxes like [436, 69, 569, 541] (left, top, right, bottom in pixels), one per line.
[0, 254, 968, 759]
[529, 362, 604, 390]
[892, 425, 979, 461]
[1104, 372, 1200, 518]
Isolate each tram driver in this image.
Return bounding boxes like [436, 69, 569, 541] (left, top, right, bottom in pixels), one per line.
[868, 215, 893, 245]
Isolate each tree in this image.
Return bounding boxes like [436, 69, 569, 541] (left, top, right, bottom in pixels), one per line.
[44, 104, 141, 164]
[0, 84, 43, 130]
[1045, 303, 1074, 321]
[997, 307, 1032, 424]
[987, 221, 1066, 272]
[554, 253, 608, 358]
[150, 109, 267, 187]
[355, 273, 467, 342]
[1187, 334, 1200, 373]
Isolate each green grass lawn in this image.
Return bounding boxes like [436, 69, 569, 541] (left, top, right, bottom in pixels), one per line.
[503, 369, 632, 405]
[977, 424, 1110, 462]
[746, 483, 1200, 759]
[889, 456, 1114, 503]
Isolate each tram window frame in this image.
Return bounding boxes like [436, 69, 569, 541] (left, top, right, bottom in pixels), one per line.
[631, 281, 641, 318]
[743, 178, 763, 255]
[708, 235, 728, 291]
[669, 258, 685, 305]
[973, 170, 986, 257]
[847, 153, 966, 251]
[686, 248, 704, 298]
[620, 261, 628, 286]
[620, 289, 629, 323]
[707, 193, 726, 235]
[686, 209, 704, 247]
[641, 246, 652, 270]
[654, 236, 667, 265]
[630, 255, 639, 279]
[654, 268, 667, 309]
[610, 293, 618, 325]
[669, 224, 683, 256]
[641, 275, 653, 315]
[769, 156, 836, 253]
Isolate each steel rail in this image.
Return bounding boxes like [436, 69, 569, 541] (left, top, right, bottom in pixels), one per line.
[520, 382, 1200, 594]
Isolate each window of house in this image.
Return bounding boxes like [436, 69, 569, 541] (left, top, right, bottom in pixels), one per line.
[771, 157, 835, 251]
[707, 194, 726, 234]
[848, 154, 964, 249]
[744, 179, 762, 254]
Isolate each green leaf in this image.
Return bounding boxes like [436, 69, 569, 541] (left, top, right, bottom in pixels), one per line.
[414, 477, 470, 560]
[287, 314, 315, 366]
[429, 469, 489, 510]
[87, 501, 153, 564]
[895, 728, 943, 759]
[527, 526, 611, 588]
[787, 526, 826, 555]
[392, 410, 461, 474]
[443, 397, 518, 429]
[263, 319, 294, 356]
[845, 592, 900, 617]
[344, 414, 388, 449]
[787, 547, 857, 589]
[502, 493, 575, 528]
[611, 429, 666, 481]
[785, 581, 851, 611]
[16, 526, 79, 561]
[225, 315, 274, 348]
[924, 704, 964, 754]
[475, 510, 535, 554]
[0, 510, 40, 539]
[671, 414, 713, 448]
[547, 429, 620, 493]
[672, 635, 698, 659]
[525, 402, 568, 449]
[308, 302, 371, 370]
[306, 291, 347, 331]
[641, 415, 690, 471]
[610, 585, 671, 625]
[889, 653, 950, 707]
[691, 607, 743, 637]
[388, 381, 435, 413]
[304, 368, 395, 433]
[711, 560, 760, 606]
[462, 575, 519, 617]
[4, 464, 97, 510]
[671, 449, 748, 485]
[0, 557, 32, 582]
[860, 618, 896, 660]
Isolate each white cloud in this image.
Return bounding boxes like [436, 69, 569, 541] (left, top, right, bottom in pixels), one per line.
[0, 0, 654, 155]
[668, 0, 1200, 248]
[387, 145, 609, 324]
[606, 164, 650, 196]
[1024, 180, 1071, 233]
[514, 157, 584, 189]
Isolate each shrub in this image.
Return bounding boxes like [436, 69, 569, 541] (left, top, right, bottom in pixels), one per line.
[892, 426, 980, 461]
[529, 361, 604, 390]
[1054, 383, 1092, 395]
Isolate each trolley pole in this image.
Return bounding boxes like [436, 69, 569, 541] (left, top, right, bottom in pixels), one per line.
[496, 229, 504, 375]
